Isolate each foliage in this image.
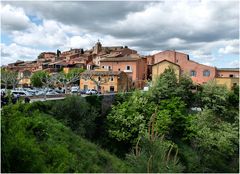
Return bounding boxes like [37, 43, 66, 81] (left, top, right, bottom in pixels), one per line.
[37, 53, 44, 59]
[55, 68, 84, 93]
[1, 103, 130, 173]
[1, 69, 21, 89]
[2, 65, 239, 173]
[50, 96, 99, 138]
[186, 109, 239, 172]
[126, 116, 184, 173]
[1, 68, 11, 89]
[30, 71, 49, 87]
[200, 81, 229, 114]
[107, 91, 155, 143]
[228, 85, 239, 108]
[176, 74, 195, 107]
[150, 68, 178, 102]
[155, 97, 187, 138]
[177, 142, 202, 172]
[107, 67, 239, 172]
[149, 68, 194, 107]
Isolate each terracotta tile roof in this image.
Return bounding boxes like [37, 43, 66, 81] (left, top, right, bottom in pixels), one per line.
[81, 70, 122, 76]
[87, 61, 95, 65]
[48, 60, 68, 65]
[217, 68, 239, 71]
[153, 59, 180, 67]
[101, 55, 141, 62]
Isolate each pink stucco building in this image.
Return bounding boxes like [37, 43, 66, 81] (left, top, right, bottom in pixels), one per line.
[100, 54, 147, 89]
[152, 50, 217, 84]
[217, 68, 239, 78]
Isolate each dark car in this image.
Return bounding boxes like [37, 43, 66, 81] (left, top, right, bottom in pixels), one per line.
[80, 90, 87, 94]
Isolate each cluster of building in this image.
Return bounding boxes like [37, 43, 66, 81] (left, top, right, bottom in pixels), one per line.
[3, 41, 239, 92]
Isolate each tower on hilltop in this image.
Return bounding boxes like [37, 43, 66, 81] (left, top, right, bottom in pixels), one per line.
[93, 40, 102, 54]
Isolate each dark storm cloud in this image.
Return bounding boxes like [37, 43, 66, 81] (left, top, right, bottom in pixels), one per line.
[5, 1, 150, 28]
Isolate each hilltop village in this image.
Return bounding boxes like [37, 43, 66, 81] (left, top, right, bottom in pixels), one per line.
[3, 41, 239, 92]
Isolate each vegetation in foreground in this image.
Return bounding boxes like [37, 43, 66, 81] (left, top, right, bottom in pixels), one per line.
[1, 68, 239, 173]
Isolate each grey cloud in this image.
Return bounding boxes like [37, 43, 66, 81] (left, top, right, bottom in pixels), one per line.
[1, 51, 11, 57]
[2, 1, 239, 61]
[6, 1, 149, 28]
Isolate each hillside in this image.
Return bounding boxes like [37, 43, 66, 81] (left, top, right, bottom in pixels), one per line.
[1, 103, 130, 173]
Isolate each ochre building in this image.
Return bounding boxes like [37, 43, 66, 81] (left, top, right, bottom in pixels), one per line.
[80, 69, 128, 93]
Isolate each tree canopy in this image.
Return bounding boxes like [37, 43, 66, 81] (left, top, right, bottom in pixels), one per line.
[30, 71, 49, 87]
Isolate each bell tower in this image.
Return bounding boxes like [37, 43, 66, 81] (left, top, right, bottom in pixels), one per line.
[93, 40, 102, 54]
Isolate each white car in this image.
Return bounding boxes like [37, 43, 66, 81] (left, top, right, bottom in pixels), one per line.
[46, 90, 59, 96]
[85, 89, 98, 95]
[71, 86, 79, 94]
[11, 90, 33, 97]
[35, 90, 46, 96]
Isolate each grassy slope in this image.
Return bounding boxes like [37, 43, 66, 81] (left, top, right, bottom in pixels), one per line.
[1, 104, 130, 173]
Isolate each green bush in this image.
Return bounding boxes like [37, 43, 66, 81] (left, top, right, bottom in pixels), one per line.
[50, 96, 99, 138]
[1, 103, 130, 173]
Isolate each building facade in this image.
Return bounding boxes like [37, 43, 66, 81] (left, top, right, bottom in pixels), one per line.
[80, 69, 128, 93]
[100, 54, 147, 89]
[153, 50, 217, 84]
[152, 60, 180, 83]
[215, 77, 239, 90]
[217, 68, 239, 78]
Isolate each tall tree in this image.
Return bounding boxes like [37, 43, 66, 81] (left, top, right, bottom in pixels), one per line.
[9, 71, 22, 89]
[56, 68, 84, 94]
[1, 68, 11, 89]
[149, 68, 178, 103]
[1, 69, 22, 89]
[30, 71, 49, 87]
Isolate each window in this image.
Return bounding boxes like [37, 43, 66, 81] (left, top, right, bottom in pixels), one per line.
[118, 68, 121, 71]
[23, 70, 31, 77]
[110, 76, 114, 81]
[108, 66, 111, 70]
[98, 77, 101, 81]
[126, 65, 131, 70]
[83, 85, 88, 91]
[203, 70, 210, 77]
[232, 83, 237, 90]
[229, 74, 234, 77]
[110, 86, 114, 92]
[102, 66, 104, 69]
[190, 70, 197, 77]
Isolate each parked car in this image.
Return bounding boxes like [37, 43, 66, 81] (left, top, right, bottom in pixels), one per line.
[35, 90, 46, 96]
[26, 89, 37, 95]
[71, 86, 79, 94]
[80, 90, 87, 94]
[86, 89, 98, 95]
[11, 90, 33, 97]
[46, 90, 60, 96]
[55, 87, 65, 93]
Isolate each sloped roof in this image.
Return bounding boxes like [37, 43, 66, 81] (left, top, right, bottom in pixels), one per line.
[81, 70, 122, 76]
[152, 59, 180, 67]
[100, 54, 141, 62]
[217, 68, 239, 72]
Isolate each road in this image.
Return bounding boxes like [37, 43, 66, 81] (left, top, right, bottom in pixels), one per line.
[29, 93, 123, 103]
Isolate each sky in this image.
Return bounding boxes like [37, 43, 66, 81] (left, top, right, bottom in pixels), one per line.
[0, 0, 239, 68]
